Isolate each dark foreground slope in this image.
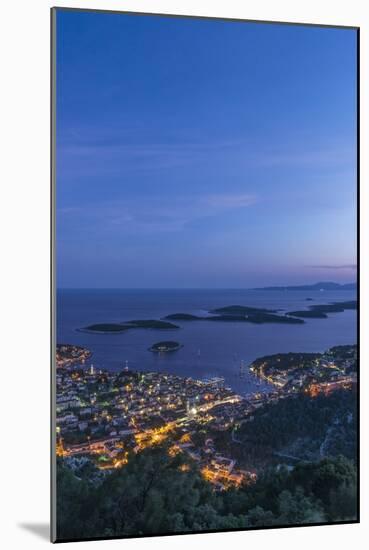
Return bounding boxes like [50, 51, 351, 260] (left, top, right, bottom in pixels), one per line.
[235, 389, 357, 463]
[57, 448, 356, 540]
[57, 388, 357, 540]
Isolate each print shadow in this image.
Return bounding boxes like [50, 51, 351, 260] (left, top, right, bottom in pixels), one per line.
[18, 522, 49, 541]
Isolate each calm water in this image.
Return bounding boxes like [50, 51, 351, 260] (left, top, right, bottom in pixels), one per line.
[57, 289, 357, 394]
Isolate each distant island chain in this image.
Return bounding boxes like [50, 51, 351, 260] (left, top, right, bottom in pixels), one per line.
[78, 299, 357, 334]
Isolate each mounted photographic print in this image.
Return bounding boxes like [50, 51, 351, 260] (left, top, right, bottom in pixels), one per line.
[51, 7, 359, 543]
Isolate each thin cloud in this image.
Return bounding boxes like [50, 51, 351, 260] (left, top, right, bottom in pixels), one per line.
[57, 142, 240, 178]
[58, 192, 258, 234]
[258, 144, 356, 168]
[109, 193, 258, 232]
[309, 264, 357, 270]
[204, 194, 256, 209]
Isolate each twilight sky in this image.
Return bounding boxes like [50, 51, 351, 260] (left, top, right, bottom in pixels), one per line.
[56, 10, 357, 289]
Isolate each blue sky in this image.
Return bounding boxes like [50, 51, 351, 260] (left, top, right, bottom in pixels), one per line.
[56, 10, 357, 288]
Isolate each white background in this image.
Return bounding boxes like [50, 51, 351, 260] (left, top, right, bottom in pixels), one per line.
[1, 0, 368, 548]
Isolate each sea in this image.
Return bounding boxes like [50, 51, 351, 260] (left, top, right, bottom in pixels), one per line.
[57, 288, 357, 395]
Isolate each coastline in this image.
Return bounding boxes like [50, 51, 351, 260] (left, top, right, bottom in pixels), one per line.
[57, 289, 357, 394]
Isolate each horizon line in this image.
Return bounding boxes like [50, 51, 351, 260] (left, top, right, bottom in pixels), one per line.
[56, 282, 357, 291]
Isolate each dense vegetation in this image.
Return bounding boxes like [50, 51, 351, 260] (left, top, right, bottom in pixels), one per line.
[149, 341, 182, 352]
[310, 301, 357, 312]
[288, 301, 357, 319]
[207, 312, 304, 324]
[81, 324, 130, 333]
[164, 313, 202, 320]
[251, 352, 321, 376]
[211, 305, 277, 314]
[57, 390, 357, 539]
[80, 300, 356, 333]
[129, 320, 179, 329]
[165, 309, 304, 324]
[57, 447, 357, 540]
[236, 390, 357, 462]
[207, 305, 306, 324]
[80, 320, 179, 333]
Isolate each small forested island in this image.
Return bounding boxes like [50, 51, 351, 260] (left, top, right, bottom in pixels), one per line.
[211, 305, 278, 314]
[164, 306, 304, 325]
[149, 341, 182, 352]
[207, 312, 304, 324]
[287, 300, 357, 319]
[129, 319, 179, 329]
[79, 323, 131, 333]
[310, 300, 357, 312]
[164, 313, 202, 320]
[79, 319, 179, 334]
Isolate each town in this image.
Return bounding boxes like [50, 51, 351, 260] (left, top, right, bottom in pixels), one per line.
[249, 345, 357, 396]
[56, 344, 92, 368]
[56, 343, 357, 491]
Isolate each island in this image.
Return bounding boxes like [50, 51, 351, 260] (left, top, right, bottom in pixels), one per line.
[287, 300, 357, 319]
[210, 305, 278, 314]
[164, 306, 304, 325]
[149, 341, 183, 352]
[128, 319, 179, 329]
[164, 313, 202, 320]
[81, 299, 356, 334]
[78, 323, 131, 333]
[209, 305, 305, 324]
[79, 319, 179, 334]
[309, 300, 357, 312]
[165, 305, 304, 325]
[206, 312, 304, 324]
[253, 281, 357, 291]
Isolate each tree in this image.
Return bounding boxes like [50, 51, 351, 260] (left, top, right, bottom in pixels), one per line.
[276, 488, 325, 525]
